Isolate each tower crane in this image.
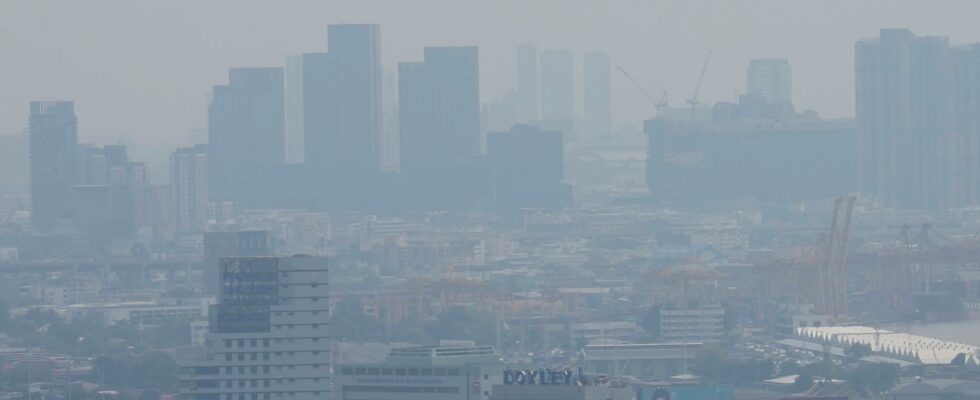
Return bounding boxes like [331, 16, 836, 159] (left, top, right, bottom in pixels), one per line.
[686, 50, 712, 124]
[615, 65, 668, 118]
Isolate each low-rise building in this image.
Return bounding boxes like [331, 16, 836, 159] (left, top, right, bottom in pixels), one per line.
[334, 345, 504, 400]
[581, 343, 702, 380]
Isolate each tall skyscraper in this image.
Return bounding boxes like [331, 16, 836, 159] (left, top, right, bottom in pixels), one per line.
[178, 256, 331, 400]
[583, 52, 612, 141]
[539, 50, 575, 136]
[398, 46, 480, 174]
[950, 44, 980, 207]
[171, 145, 209, 236]
[303, 24, 383, 179]
[284, 55, 305, 164]
[203, 230, 272, 295]
[856, 29, 952, 209]
[208, 67, 285, 203]
[747, 58, 793, 106]
[28, 101, 78, 232]
[516, 44, 539, 123]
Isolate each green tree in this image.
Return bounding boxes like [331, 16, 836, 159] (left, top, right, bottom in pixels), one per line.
[692, 345, 728, 380]
[425, 306, 497, 345]
[845, 343, 872, 358]
[848, 362, 899, 394]
[329, 298, 385, 342]
[92, 351, 178, 391]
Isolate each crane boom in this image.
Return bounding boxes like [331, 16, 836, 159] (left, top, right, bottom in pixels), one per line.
[616, 65, 668, 117]
[686, 50, 712, 123]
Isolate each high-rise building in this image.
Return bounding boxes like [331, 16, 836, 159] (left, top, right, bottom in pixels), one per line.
[855, 29, 953, 209]
[72, 143, 140, 245]
[208, 68, 285, 203]
[178, 256, 331, 400]
[284, 55, 305, 164]
[398, 46, 480, 174]
[746, 58, 792, 109]
[539, 50, 575, 137]
[303, 24, 383, 179]
[28, 101, 78, 232]
[583, 52, 612, 141]
[516, 44, 539, 123]
[950, 44, 980, 207]
[171, 145, 209, 236]
[487, 124, 571, 210]
[203, 231, 272, 295]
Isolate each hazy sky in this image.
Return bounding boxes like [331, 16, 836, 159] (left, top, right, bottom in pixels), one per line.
[3, 0, 980, 164]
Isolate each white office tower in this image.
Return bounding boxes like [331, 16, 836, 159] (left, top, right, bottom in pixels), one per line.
[179, 256, 330, 400]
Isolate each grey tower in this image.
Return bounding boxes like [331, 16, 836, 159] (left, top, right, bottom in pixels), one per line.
[398, 46, 480, 174]
[516, 43, 539, 123]
[208, 68, 285, 202]
[28, 101, 78, 232]
[539, 50, 575, 135]
[303, 24, 383, 180]
[855, 29, 951, 209]
[171, 145, 209, 236]
[747, 58, 792, 105]
[583, 52, 612, 140]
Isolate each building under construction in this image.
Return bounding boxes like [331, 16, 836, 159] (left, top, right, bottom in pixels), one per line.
[644, 108, 856, 207]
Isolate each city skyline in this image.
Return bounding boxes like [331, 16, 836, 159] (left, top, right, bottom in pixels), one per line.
[6, 4, 980, 400]
[7, 0, 980, 164]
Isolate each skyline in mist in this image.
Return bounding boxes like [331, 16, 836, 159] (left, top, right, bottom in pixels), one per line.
[4, 0, 980, 163]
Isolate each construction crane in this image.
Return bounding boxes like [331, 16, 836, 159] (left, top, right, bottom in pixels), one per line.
[819, 195, 856, 317]
[686, 50, 712, 124]
[615, 65, 668, 118]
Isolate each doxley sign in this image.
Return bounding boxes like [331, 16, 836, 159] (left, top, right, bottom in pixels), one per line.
[503, 369, 574, 385]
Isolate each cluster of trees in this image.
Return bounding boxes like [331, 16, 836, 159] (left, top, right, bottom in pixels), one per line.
[693, 346, 775, 384]
[330, 298, 498, 345]
[693, 346, 899, 394]
[2, 307, 191, 356]
[0, 304, 183, 396]
[779, 358, 899, 394]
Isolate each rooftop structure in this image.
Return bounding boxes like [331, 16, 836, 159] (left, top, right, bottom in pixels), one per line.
[798, 326, 980, 365]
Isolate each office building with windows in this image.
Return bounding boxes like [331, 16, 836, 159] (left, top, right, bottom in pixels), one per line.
[28, 101, 78, 232]
[746, 58, 792, 112]
[203, 231, 272, 295]
[398, 46, 480, 175]
[303, 24, 383, 180]
[178, 256, 330, 400]
[208, 68, 285, 203]
[171, 145, 209, 235]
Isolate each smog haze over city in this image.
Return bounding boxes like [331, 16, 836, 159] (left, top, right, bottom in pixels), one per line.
[2, 2, 980, 400]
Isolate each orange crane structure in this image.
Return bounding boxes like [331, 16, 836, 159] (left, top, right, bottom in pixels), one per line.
[797, 195, 857, 317]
